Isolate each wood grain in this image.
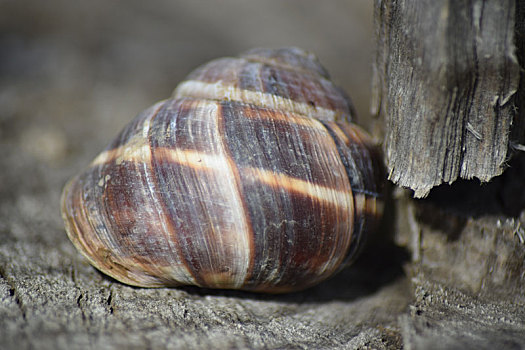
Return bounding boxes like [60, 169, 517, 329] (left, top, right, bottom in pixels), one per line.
[372, 0, 524, 197]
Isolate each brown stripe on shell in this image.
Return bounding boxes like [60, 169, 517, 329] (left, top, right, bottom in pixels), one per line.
[338, 122, 385, 238]
[61, 173, 180, 287]
[319, 121, 384, 265]
[64, 101, 199, 287]
[61, 176, 123, 281]
[219, 100, 353, 291]
[95, 160, 190, 284]
[108, 100, 197, 287]
[220, 100, 351, 189]
[244, 167, 354, 280]
[148, 98, 252, 289]
[236, 167, 353, 292]
[214, 103, 257, 289]
[68, 167, 148, 284]
[338, 123, 386, 201]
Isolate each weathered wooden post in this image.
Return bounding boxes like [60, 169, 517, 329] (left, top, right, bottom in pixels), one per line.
[373, 0, 523, 197]
[373, 0, 525, 347]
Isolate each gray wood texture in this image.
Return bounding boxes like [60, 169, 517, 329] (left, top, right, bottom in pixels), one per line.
[391, 156, 525, 349]
[372, 0, 523, 197]
[373, 1, 525, 348]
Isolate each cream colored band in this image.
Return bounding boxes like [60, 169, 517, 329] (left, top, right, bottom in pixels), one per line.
[174, 80, 343, 122]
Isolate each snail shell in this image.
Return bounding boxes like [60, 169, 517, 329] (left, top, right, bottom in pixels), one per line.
[61, 48, 384, 293]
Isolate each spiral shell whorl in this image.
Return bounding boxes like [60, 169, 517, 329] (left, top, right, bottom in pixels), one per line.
[174, 47, 356, 123]
[61, 48, 383, 293]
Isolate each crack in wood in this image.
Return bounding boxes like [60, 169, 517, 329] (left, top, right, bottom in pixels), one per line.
[106, 289, 114, 315]
[0, 265, 27, 322]
[76, 292, 86, 322]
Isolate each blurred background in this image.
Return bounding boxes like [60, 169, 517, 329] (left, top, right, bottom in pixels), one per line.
[0, 1, 374, 242]
[0, 0, 374, 162]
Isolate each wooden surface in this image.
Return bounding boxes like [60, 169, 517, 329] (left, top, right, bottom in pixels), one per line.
[370, 2, 525, 348]
[2, 1, 525, 349]
[390, 154, 525, 349]
[372, 0, 523, 197]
